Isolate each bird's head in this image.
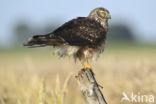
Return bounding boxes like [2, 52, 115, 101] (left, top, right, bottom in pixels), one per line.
[89, 7, 111, 20]
[88, 7, 111, 29]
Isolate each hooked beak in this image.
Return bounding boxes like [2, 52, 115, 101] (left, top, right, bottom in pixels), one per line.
[107, 14, 111, 19]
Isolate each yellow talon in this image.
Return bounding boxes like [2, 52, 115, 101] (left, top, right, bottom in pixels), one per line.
[83, 63, 92, 69]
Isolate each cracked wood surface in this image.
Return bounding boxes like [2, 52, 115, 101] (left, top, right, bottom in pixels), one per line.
[76, 68, 107, 104]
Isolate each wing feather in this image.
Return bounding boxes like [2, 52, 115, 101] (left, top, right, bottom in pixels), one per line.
[50, 17, 106, 48]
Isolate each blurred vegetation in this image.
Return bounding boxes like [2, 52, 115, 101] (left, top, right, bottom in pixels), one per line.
[14, 22, 32, 46]
[108, 24, 135, 42]
[0, 46, 156, 104]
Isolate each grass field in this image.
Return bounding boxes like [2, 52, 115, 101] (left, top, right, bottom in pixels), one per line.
[0, 44, 156, 104]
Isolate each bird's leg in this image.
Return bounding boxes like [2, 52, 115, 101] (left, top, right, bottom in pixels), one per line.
[83, 59, 92, 69]
[79, 49, 92, 70]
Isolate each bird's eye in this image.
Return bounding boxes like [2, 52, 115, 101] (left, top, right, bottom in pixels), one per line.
[97, 10, 106, 18]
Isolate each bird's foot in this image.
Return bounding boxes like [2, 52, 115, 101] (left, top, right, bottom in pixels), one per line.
[76, 66, 92, 79]
[83, 63, 92, 70]
[76, 63, 92, 79]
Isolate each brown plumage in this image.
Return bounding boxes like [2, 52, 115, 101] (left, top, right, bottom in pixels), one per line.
[24, 7, 111, 68]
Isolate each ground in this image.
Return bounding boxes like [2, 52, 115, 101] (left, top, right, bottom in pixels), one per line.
[0, 43, 156, 104]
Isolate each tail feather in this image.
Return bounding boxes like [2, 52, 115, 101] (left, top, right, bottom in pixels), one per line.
[23, 34, 65, 48]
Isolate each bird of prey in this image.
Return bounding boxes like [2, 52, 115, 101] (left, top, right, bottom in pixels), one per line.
[24, 7, 111, 69]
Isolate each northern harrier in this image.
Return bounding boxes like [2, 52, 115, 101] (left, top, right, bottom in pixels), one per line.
[24, 7, 111, 69]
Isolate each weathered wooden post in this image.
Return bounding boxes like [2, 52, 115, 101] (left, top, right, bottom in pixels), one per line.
[76, 68, 107, 104]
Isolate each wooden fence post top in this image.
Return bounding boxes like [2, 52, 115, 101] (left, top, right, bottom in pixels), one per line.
[76, 68, 108, 104]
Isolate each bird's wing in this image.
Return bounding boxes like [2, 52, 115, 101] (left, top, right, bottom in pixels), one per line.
[51, 17, 106, 47]
[24, 17, 106, 48]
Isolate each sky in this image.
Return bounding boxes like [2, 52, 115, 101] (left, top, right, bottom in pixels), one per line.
[0, 0, 156, 46]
